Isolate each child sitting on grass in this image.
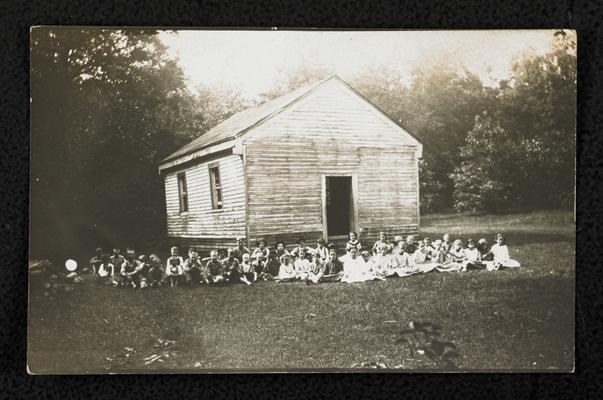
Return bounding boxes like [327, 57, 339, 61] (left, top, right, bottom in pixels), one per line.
[441, 233, 452, 253]
[314, 238, 329, 261]
[110, 248, 125, 278]
[411, 242, 439, 274]
[277, 254, 296, 282]
[166, 257, 184, 287]
[251, 239, 269, 274]
[464, 239, 484, 270]
[313, 247, 344, 283]
[436, 240, 464, 273]
[486, 234, 521, 271]
[294, 249, 312, 281]
[148, 254, 164, 288]
[135, 255, 151, 289]
[371, 231, 392, 255]
[262, 251, 281, 281]
[96, 254, 117, 286]
[225, 253, 253, 285]
[120, 248, 139, 288]
[183, 250, 204, 286]
[477, 238, 493, 262]
[232, 238, 250, 262]
[210, 249, 229, 283]
[241, 253, 257, 284]
[89, 247, 104, 275]
[307, 253, 324, 283]
[391, 235, 405, 256]
[273, 241, 290, 260]
[345, 231, 362, 254]
[291, 237, 314, 260]
[372, 243, 395, 278]
[449, 239, 468, 271]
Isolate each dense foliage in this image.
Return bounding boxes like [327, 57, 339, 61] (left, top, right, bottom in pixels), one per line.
[30, 28, 243, 261]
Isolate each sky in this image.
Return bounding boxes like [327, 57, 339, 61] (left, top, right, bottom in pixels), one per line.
[158, 30, 560, 100]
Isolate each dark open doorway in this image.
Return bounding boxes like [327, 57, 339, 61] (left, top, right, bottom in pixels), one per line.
[325, 176, 353, 237]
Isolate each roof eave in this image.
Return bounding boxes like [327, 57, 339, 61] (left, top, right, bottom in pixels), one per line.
[158, 138, 237, 173]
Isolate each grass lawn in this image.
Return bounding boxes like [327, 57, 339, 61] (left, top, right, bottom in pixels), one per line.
[27, 210, 575, 373]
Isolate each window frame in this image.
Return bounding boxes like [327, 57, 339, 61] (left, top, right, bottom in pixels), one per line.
[208, 162, 223, 210]
[177, 172, 189, 214]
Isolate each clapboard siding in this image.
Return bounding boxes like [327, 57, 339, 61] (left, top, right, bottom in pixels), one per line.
[164, 153, 246, 238]
[244, 79, 419, 239]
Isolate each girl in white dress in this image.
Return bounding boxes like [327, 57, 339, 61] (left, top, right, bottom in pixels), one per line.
[294, 249, 312, 281]
[435, 239, 463, 273]
[277, 254, 296, 282]
[372, 243, 396, 278]
[341, 249, 382, 283]
[486, 234, 521, 270]
[411, 242, 440, 273]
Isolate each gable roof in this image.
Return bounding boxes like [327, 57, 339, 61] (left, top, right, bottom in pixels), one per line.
[160, 76, 421, 167]
[162, 78, 329, 164]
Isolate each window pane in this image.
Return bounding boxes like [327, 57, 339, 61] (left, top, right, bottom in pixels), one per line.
[209, 165, 222, 210]
[177, 173, 188, 213]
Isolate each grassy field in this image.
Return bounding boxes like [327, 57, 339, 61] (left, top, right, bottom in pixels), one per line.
[27, 210, 575, 373]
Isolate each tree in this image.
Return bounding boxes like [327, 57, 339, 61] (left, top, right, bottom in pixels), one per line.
[30, 28, 197, 262]
[495, 30, 576, 209]
[450, 113, 525, 212]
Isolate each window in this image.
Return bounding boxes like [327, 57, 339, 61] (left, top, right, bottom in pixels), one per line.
[209, 163, 223, 210]
[177, 172, 188, 213]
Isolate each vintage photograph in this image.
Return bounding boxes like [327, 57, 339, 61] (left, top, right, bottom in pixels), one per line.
[29, 28, 576, 373]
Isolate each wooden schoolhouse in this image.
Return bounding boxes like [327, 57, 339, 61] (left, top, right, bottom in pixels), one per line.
[158, 76, 423, 253]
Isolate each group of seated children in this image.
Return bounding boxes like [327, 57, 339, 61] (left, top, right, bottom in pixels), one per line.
[87, 232, 520, 288]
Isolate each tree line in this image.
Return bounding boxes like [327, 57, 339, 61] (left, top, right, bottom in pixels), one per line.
[30, 28, 575, 262]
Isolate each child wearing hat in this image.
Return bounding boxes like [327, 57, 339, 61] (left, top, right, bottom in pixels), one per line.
[273, 240, 290, 260]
